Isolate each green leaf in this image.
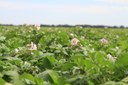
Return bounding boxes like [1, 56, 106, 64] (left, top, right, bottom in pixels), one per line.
[70, 53, 85, 67]
[94, 51, 106, 64]
[46, 56, 57, 65]
[38, 70, 60, 84]
[61, 62, 76, 71]
[21, 73, 35, 84]
[0, 78, 5, 85]
[84, 58, 94, 70]
[48, 70, 60, 85]
[58, 32, 69, 45]
[121, 77, 128, 83]
[35, 77, 44, 85]
[95, 51, 114, 70]
[116, 53, 128, 67]
[104, 81, 115, 85]
[3, 71, 24, 85]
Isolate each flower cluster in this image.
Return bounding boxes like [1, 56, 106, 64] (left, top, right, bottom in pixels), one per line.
[27, 42, 37, 50]
[107, 54, 117, 63]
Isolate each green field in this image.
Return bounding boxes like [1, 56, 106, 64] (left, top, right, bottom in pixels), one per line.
[0, 26, 128, 85]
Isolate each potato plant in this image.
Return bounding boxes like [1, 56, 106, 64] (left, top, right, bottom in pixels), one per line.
[0, 26, 128, 85]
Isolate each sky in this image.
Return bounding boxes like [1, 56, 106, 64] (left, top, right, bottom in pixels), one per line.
[0, 0, 128, 26]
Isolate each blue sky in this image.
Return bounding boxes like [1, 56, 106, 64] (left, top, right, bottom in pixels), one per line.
[0, 0, 128, 26]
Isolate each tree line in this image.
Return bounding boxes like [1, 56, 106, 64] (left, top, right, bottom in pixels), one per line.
[0, 24, 127, 28]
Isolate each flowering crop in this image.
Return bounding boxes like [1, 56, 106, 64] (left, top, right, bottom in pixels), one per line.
[0, 26, 128, 85]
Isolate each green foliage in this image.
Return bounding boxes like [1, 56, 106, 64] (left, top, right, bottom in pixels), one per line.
[0, 26, 128, 85]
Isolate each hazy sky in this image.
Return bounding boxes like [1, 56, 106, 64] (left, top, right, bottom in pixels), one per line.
[0, 0, 128, 26]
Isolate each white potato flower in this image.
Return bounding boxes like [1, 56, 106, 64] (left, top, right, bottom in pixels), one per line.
[34, 24, 40, 30]
[27, 42, 37, 50]
[37, 26, 40, 30]
[100, 38, 108, 45]
[115, 46, 119, 50]
[107, 54, 117, 63]
[71, 38, 79, 46]
[15, 48, 19, 53]
[116, 35, 119, 38]
[70, 33, 74, 37]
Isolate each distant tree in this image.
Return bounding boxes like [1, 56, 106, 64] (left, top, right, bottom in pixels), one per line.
[120, 25, 125, 28]
[113, 26, 119, 28]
